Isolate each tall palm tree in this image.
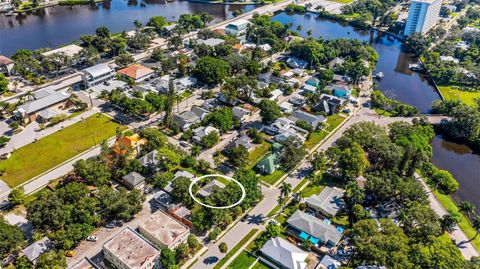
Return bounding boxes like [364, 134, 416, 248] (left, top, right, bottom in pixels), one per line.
[440, 214, 458, 233]
[134, 20, 142, 31]
[280, 182, 292, 200]
[470, 216, 480, 241]
[458, 201, 476, 220]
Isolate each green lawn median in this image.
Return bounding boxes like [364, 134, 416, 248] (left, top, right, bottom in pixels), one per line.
[0, 114, 125, 187]
[213, 228, 259, 269]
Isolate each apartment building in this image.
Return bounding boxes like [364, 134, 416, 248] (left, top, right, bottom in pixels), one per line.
[404, 0, 442, 36]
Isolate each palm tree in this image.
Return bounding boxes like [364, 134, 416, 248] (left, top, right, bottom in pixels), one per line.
[280, 182, 292, 200]
[440, 214, 458, 233]
[468, 216, 480, 241]
[458, 201, 476, 220]
[134, 20, 142, 31]
[306, 30, 313, 37]
[296, 25, 303, 32]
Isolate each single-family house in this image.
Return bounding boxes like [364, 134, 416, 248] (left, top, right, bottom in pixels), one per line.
[14, 91, 70, 123]
[174, 76, 198, 92]
[283, 70, 294, 79]
[192, 126, 219, 143]
[196, 38, 225, 47]
[164, 170, 195, 193]
[256, 153, 279, 175]
[42, 44, 84, 65]
[289, 110, 326, 130]
[152, 190, 181, 211]
[286, 210, 343, 248]
[139, 210, 190, 249]
[318, 255, 342, 269]
[260, 237, 308, 269]
[326, 84, 352, 99]
[137, 150, 158, 174]
[197, 180, 225, 198]
[172, 106, 209, 131]
[269, 89, 283, 101]
[162, 24, 177, 36]
[286, 57, 308, 69]
[305, 77, 320, 87]
[225, 19, 250, 36]
[288, 96, 305, 107]
[22, 237, 53, 264]
[328, 57, 345, 69]
[226, 134, 254, 153]
[117, 64, 155, 83]
[291, 68, 305, 77]
[455, 41, 469, 50]
[103, 227, 159, 269]
[313, 94, 344, 115]
[440, 56, 460, 64]
[232, 44, 244, 53]
[279, 102, 294, 113]
[232, 106, 250, 122]
[112, 134, 147, 158]
[302, 83, 317, 93]
[265, 117, 307, 143]
[258, 44, 272, 52]
[82, 63, 115, 88]
[0, 55, 14, 76]
[121, 171, 145, 190]
[306, 187, 345, 218]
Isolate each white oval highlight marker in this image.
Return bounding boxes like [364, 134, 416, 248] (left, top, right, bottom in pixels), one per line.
[189, 174, 246, 209]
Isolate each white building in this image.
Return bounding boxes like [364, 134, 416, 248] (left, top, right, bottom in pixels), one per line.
[81, 63, 115, 88]
[224, 19, 250, 36]
[404, 0, 442, 36]
[138, 210, 190, 250]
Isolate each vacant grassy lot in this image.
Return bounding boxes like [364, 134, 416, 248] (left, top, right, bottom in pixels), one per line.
[246, 141, 271, 169]
[0, 114, 123, 187]
[325, 114, 346, 132]
[305, 130, 328, 150]
[259, 170, 285, 185]
[227, 251, 257, 269]
[300, 184, 324, 198]
[438, 85, 480, 106]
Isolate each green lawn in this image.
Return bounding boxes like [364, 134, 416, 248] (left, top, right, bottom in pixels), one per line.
[300, 184, 324, 198]
[267, 204, 281, 218]
[373, 108, 393, 117]
[252, 261, 270, 269]
[259, 170, 285, 185]
[246, 141, 271, 169]
[227, 251, 257, 269]
[213, 229, 259, 269]
[438, 85, 480, 106]
[432, 190, 480, 251]
[325, 114, 346, 132]
[292, 178, 308, 193]
[329, 0, 354, 3]
[0, 114, 124, 187]
[305, 130, 328, 150]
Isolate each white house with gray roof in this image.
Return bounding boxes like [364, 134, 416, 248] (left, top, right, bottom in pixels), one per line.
[22, 237, 52, 264]
[306, 187, 345, 218]
[121, 171, 145, 190]
[286, 210, 342, 247]
[14, 91, 70, 123]
[81, 63, 115, 88]
[289, 110, 326, 130]
[260, 237, 308, 269]
[172, 106, 209, 131]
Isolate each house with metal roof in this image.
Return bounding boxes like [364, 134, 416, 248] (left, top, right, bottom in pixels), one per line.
[81, 63, 115, 88]
[196, 38, 225, 47]
[260, 237, 308, 269]
[232, 106, 250, 122]
[172, 106, 209, 131]
[121, 171, 145, 190]
[306, 187, 345, 218]
[139, 210, 190, 249]
[225, 19, 250, 36]
[286, 210, 343, 248]
[103, 227, 159, 269]
[174, 76, 198, 92]
[14, 91, 70, 123]
[256, 152, 280, 175]
[197, 179, 225, 198]
[22, 237, 53, 264]
[318, 255, 341, 269]
[289, 110, 326, 130]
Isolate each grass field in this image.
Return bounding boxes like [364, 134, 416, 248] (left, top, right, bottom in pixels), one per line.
[300, 184, 324, 198]
[292, 178, 308, 193]
[246, 141, 271, 169]
[227, 251, 257, 269]
[432, 189, 480, 251]
[305, 130, 328, 150]
[214, 229, 259, 269]
[0, 114, 124, 187]
[325, 114, 346, 132]
[438, 85, 480, 106]
[329, 0, 354, 3]
[259, 170, 285, 185]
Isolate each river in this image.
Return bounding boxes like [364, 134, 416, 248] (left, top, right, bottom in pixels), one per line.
[0, 0, 256, 56]
[272, 12, 441, 114]
[431, 135, 480, 215]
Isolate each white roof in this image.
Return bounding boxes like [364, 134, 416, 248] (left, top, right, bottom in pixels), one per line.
[228, 19, 250, 27]
[17, 92, 69, 114]
[319, 255, 341, 269]
[83, 63, 113, 77]
[197, 38, 225, 47]
[261, 237, 308, 269]
[42, 44, 83, 57]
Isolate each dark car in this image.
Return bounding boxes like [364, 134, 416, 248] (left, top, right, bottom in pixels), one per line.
[203, 256, 219, 265]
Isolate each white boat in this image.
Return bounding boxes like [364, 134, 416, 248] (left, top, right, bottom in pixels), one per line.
[373, 72, 384, 79]
[408, 63, 422, 71]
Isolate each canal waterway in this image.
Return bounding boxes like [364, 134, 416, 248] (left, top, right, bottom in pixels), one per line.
[272, 12, 441, 113]
[430, 135, 480, 215]
[0, 0, 256, 56]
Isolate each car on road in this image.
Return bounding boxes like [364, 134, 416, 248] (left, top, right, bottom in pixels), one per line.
[342, 108, 351, 114]
[114, 220, 123, 227]
[203, 256, 219, 265]
[362, 102, 371, 108]
[86, 236, 98, 242]
[105, 222, 116, 229]
[65, 251, 75, 257]
[180, 141, 190, 147]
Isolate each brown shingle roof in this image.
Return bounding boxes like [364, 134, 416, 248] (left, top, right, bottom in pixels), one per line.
[118, 64, 154, 80]
[0, 55, 13, 66]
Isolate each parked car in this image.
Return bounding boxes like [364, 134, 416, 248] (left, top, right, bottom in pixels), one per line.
[65, 251, 75, 257]
[114, 220, 124, 227]
[342, 109, 351, 114]
[180, 141, 190, 147]
[105, 222, 116, 229]
[86, 236, 98, 242]
[362, 102, 371, 108]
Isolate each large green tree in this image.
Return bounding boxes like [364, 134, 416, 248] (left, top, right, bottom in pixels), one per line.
[193, 56, 231, 84]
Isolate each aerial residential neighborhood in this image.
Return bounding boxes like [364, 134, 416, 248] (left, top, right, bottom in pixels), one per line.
[1, 0, 480, 268]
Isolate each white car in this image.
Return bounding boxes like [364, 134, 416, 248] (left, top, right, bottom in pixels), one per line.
[86, 236, 98, 242]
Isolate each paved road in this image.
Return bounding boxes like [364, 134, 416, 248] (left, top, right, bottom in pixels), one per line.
[415, 173, 478, 260]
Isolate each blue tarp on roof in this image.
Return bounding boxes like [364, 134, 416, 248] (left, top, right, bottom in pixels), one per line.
[336, 226, 345, 233]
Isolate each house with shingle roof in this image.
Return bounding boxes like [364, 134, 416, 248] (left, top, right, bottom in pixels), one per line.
[22, 237, 53, 264]
[306, 187, 345, 218]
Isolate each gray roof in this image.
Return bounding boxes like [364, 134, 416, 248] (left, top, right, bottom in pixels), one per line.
[230, 134, 253, 151]
[191, 106, 209, 119]
[287, 210, 342, 246]
[306, 187, 345, 217]
[290, 110, 326, 128]
[17, 92, 69, 114]
[82, 63, 113, 77]
[122, 172, 145, 187]
[137, 150, 158, 168]
[22, 237, 52, 263]
[197, 180, 225, 197]
[37, 108, 59, 120]
[174, 170, 195, 179]
[319, 255, 341, 269]
[152, 190, 180, 210]
[260, 237, 308, 269]
[34, 87, 57, 99]
[232, 107, 249, 120]
[197, 38, 225, 47]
